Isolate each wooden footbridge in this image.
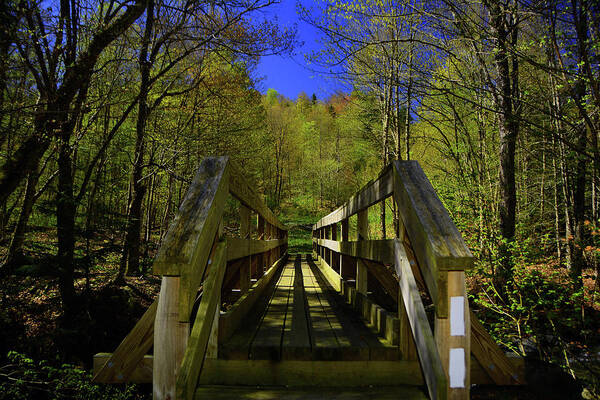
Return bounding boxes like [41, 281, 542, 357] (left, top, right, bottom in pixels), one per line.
[93, 157, 524, 399]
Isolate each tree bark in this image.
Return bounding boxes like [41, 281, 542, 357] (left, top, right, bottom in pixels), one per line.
[119, 0, 154, 280]
[489, 0, 519, 292]
[2, 170, 40, 273]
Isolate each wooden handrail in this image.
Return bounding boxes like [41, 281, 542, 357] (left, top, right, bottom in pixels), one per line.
[311, 160, 472, 399]
[395, 240, 446, 400]
[177, 241, 227, 399]
[147, 156, 288, 399]
[313, 163, 394, 230]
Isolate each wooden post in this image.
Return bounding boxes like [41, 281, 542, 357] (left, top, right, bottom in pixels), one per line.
[340, 218, 348, 277]
[330, 222, 338, 271]
[395, 213, 417, 361]
[239, 205, 251, 294]
[257, 215, 265, 274]
[319, 228, 324, 261]
[267, 223, 274, 267]
[356, 209, 368, 295]
[205, 298, 220, 359]
[153, 277, 189, 400]
[435, 271, 470, 399]
[399, 290, 418, 361]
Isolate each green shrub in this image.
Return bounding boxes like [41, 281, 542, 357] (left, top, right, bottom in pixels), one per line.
[0, 352, 149, 400]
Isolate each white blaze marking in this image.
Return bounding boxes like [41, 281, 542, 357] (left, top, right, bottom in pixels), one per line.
[450, 296, 465, 336]
[449, 348, 466, 388]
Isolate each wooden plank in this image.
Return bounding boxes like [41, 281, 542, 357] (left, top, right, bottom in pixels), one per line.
[393, 161, 473, 270]
[154, 277, 190, 400]
[281, 255, 312, 360]
[314, 163, 394, 229]
[227, 238, 286, 261]
[228, 161, 286, 230]
[205, 299, 220, 359]
[219, 263, 283, 360]
[392, 161, 472, 319]
[194, 385, 428, 399]
[357, 209, 368, 296]
[219, 253, 287, 343]
[221, 258, 245, 295]
[394, 239, 447, 400]
[399, 291, 418, 361]
[470, 310, 524, 385]
[176, 242, 227, 400]
[92, 299, 157, 383]
[93, 353, 153, 384]
[340, 219, 349, 277]
[435, 270, 470, 400]
[314, 254, 342, 292]
[303, 261, 341, 360]
[153, 157, 229, 276]
[313, 256, 399, 346]
[363, 259, 399, 303]
[316, 238, 395, 265]
[239, 205, 252, 294]
[91, 350, 525, 386]
[199, 359, 424, 387]
[342, 281, 399, 346]
[308, 259, 373, 361]
[250, 261, 294, 360]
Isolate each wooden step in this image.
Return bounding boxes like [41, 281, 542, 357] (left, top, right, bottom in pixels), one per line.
[195, 385, 428, 399]
[198, 359, 424, 387]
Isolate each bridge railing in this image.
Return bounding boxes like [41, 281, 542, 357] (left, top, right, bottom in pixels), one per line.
[312, 160, 518, 400]
[93, 156, 288, 400]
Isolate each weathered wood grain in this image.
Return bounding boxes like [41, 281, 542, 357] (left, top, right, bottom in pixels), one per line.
[434, 270, 470, 400]
[470, 310, 524, 385]
[153, 156, 229, 276]
[199, 359, 424, 387]
[362, 259, 398, 303]
[219, 253, 287, 343]
[239, 205, 252, 294]
[393, 161, 473, 270]
[250, 263, 294, 360]
[93, 353, 153, 383]
[315, 238, 395, 265]
[227, 238, 286, 261]
[92, 299, 157, 383]
[395, 239, 447, 400]
[92, 351, 523, 386]
[176, 242, 227, 400]
[314, 163, 393, 229]
[153, 277, 189, 400]
[194, 385, 428, 400]
[281, 256, 312, 360]
[228, 161, 286, 230]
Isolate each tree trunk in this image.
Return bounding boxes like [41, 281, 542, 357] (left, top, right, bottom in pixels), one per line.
[56, 135, 77, 318]
[569, 0, 590, 288]
[490, 0, 519, 293]
[2, 170, 40, 272]
[119, 0, 154, 280]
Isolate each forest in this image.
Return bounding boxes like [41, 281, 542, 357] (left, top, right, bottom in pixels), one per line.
[0, 0, 599, 398]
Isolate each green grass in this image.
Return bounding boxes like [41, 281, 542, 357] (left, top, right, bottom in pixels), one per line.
[279, 198, 320, 255]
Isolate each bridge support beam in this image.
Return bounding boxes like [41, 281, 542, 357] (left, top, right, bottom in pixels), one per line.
[153, 277, 189, 400]
[356, 209, 368, 295]
[330, 222, 338, 273]
[239, 205, 252, 294]
[435, 271, 471, 400]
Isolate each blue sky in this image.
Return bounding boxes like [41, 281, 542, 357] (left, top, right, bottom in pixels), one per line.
[254, 0, 345, 101]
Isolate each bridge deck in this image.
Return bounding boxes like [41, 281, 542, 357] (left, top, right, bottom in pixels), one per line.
[220, 255, 399, 361]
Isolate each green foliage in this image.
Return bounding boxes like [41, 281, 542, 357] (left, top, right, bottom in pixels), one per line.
[0, 352, 147, 400]
[472, 238, 585, 362]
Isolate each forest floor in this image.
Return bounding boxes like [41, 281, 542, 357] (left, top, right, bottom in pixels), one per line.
[0, 221, 598, 399]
